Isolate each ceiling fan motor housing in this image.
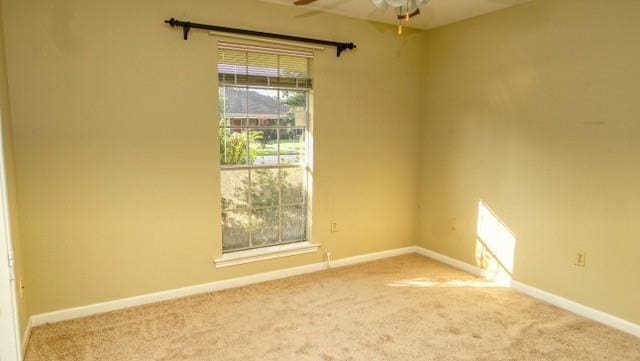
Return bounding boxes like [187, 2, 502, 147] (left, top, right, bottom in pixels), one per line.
[371, 0, 431, 15]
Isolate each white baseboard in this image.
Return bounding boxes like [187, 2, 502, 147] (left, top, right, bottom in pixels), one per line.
[511, 281, 640, 338]
[330, 246, 417, 268]
[21, 317, 31, 359]
[414, 246, 487, 278]
[29, 246, 416, 327]
[415, 246, 640, 338]
[27, 245, 640, 341]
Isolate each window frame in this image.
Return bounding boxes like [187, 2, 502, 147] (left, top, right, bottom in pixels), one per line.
[217, 45, 313, 255]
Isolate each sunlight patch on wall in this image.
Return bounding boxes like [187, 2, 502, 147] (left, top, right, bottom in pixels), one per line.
[476, 201, 516, 284]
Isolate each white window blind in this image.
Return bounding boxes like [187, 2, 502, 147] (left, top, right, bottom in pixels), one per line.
[218, 41, 313, 89]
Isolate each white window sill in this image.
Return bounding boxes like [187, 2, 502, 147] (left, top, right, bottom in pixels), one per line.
[213, 241, 320, 268]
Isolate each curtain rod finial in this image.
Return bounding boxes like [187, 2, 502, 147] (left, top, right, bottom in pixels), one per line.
[336, 42, 356, 57]
[165, 18, 177, 27]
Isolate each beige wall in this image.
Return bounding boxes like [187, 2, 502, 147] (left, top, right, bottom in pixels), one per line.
[0, 0, 28, 336]
[1, 0, 422, 315]
[419, 0, 640, 324]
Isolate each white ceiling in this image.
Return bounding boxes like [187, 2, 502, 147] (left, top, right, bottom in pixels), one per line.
[263, 0, 530, 30]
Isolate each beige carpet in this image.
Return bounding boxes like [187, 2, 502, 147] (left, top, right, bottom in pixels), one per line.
[25, 254, 640, 361]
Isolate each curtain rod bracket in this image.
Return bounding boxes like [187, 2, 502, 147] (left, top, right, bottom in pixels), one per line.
[164, 18, 191, 40]
[337, 43, 356, 57]
[164, 18, 356, 57]
[183, 22, 191, 40]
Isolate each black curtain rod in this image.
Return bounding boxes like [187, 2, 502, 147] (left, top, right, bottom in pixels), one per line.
[164, 18, 356, 57]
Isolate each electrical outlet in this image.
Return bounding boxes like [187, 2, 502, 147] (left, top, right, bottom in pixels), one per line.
[19, 279, 24, 298]
[575, 252, 586, 267]
[330, 221, 338, 233]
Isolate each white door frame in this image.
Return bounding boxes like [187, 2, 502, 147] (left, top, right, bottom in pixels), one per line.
[0, 110, 21, 360]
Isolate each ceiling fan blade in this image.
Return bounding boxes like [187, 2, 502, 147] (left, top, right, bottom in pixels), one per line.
[294, 0, 318, 5]
[397, 8, 420, 20]
[371, 0, 388, 10]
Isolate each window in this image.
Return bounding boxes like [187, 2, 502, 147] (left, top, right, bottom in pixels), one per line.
[218, 42, 312, 253]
